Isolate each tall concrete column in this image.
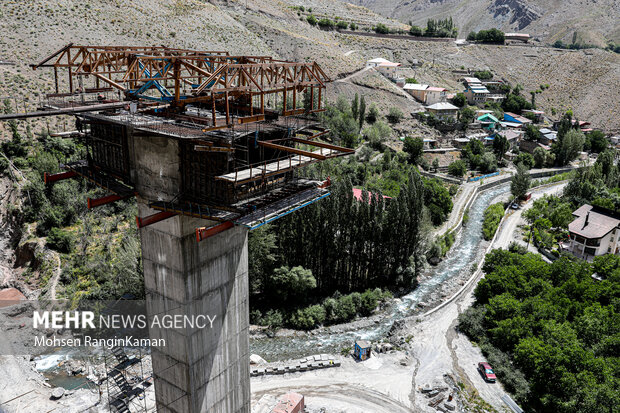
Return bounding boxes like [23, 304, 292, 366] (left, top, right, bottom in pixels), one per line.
[129, 131, 250, 413]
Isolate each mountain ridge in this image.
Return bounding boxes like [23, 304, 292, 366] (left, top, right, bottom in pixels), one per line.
[343, 0, 620, 46]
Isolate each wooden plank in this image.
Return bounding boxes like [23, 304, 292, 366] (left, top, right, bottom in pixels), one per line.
[258, 141, 327, 160]
[290, 137, 355, 153]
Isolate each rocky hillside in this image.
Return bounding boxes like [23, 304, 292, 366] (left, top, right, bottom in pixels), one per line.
[344, 0, 620, 46]
[0, 0, 618, 132]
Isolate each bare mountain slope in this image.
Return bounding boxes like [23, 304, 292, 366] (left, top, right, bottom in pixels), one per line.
[344, 0, 620, 46]
[0, 0, 618, 132]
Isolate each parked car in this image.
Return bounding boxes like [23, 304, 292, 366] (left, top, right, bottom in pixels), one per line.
[478, 362, 496, 383]
[510, 202, 519, 210]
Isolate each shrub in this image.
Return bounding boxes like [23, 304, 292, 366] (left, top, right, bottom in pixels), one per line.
[359, 289, 379, 316]
[306, 15, 317, 26]
[336, 21, 348, 30]
[386, 107, 403, 124]
[409, 25, 423, 36]
[374, 23, 389, 34]
[47, 227, 75, 253]
[332, 294, 356, 323]
[473, 70, 493, 80]
[318, 18, 334, 30]
[482, 203, 505, 240]
[289, 304, 326, 330]
[349, 22, 358, 30]
[262, 309, 283, 329]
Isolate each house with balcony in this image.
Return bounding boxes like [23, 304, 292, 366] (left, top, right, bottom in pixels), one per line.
[426, 102, 458, 121]
[425, 87, 448, 105]
[561, 205, 620, 260]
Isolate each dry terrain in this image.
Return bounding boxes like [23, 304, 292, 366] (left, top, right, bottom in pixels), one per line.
[0, 0, 618, 137]
[344, 0, 620, 46]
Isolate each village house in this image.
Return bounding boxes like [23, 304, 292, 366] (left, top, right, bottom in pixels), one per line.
[404, 83, 428, 103]
[426, 102, 458, 121]
[539, 128, 558, 145]
[519, 139, 550, 154]
[561, 205, 620, 260]
[425, 87, 448, 105]
[366, 57, 392, 68]
[376, 61, 401, 80]
[497, 129, 523, 149]
[477, 113, 501, 131]
[503, 112, 532, 125]
[464, 84, 490, 105]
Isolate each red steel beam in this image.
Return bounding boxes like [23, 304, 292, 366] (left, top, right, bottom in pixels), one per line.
[195, 221, 234, 242]
[87, 194, 133, 209]
[136, 211, 177, 229]
[43, 170, 77, 184]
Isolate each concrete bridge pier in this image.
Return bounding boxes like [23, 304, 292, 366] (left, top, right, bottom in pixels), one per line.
[138, 207, 250, 413]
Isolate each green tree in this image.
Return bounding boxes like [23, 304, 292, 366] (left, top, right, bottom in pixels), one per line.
[511, 163, 531, 199]
[351, 93, 359, 120]
[358, 95, 366, 130]
[587, 130, 608, 153]
[533, 147, 547, 168]
[248, 226, 278, 297]
[515, 152, 535, 169]
[448, 160, 467, 177]
[493, 134, 510, 159]
[452, 93, 466, 108]
[409, 25, 423, 36]
[47, 227, 75, 253]
[270, 266, 316, 304]
[364, 121, 391, 150]
[424, 178, 453, 225]
[459, 106, 476, 124]
[403, 137, 424, 164]
[432, 157, 440, 171]
[479, 152, 498, 173]
[554, 129, 585, 166]
[366, 104, 379, 124]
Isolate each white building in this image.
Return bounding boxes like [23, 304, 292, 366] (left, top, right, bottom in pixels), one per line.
[366, 57, 392, 68]
[425, 87, 448, 105]
[376, 62, 401, 80]
[426, 102, 458, 121]
[561, 205, 620, 260]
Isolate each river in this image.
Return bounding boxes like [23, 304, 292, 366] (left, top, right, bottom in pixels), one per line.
[249, 184, 510, 361]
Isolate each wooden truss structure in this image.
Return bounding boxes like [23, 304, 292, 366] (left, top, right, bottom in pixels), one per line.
[31, 44, 329, 130]
[3, 45, 355, 239]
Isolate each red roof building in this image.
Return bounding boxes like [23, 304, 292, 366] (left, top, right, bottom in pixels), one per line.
[352, 188, 391, 204]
